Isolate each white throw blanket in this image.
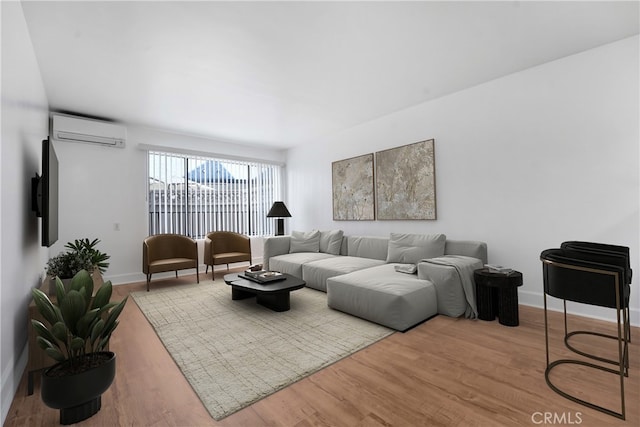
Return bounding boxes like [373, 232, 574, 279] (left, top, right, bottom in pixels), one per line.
[420, 255, 482, 319]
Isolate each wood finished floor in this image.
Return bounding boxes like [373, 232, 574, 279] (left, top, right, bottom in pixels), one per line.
[5, 271, 638, 426]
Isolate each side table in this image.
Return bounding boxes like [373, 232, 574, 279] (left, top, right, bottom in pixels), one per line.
[473, 268, 523, 326]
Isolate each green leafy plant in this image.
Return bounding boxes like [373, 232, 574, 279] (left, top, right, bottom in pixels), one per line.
[45, 238, 111, 279]
[31, 270, 127, 370]
[64, 238, 110, 274]
[45, 251, 94, 279]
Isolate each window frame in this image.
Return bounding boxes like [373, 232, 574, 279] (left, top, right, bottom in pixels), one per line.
[147, 150, 284, 238]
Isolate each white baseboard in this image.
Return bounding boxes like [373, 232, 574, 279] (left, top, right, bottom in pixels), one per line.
[107, 259, 263, 286]
[106, 267, 638, 326]
[519, 289, 639, 327]
[1, 343, 28, 426]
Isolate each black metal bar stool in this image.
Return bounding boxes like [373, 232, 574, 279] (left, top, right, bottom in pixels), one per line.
[540, 244, 631, 420]
[560, 241, 633, 349]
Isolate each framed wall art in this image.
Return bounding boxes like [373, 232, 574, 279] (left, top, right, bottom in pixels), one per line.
[332, 153, 375, 221]
[375, 139, 436, 220]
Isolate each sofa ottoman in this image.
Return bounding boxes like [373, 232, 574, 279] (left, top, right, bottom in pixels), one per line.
[327, 264, 437, 331]
[302, 256, 386, 291]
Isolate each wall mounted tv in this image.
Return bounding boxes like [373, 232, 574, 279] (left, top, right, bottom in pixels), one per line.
[31, 138, 59, 247]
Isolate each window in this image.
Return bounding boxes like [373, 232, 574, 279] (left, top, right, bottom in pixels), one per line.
[148, 151, 283, 238]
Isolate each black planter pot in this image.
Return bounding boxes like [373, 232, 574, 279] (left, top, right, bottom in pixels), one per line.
[41, 351, 116, 425]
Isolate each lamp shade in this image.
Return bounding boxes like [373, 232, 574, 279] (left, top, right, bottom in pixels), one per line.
[266, 201, 291, 218]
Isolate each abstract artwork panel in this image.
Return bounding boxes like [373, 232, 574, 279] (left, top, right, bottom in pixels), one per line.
[332, 154, 375, 221]
[376, 139, 436, 220]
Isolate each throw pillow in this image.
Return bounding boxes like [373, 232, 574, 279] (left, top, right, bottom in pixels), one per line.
[289, 230, 321, 254]
[386, 233, 446, 264]
[319, 230, 344, 255]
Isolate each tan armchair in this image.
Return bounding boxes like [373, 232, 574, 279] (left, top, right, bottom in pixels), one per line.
[204, 231, 252, 277]
[143, 234, 199, 291]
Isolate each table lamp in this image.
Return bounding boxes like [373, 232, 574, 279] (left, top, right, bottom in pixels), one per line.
[266, 201, 291, 236]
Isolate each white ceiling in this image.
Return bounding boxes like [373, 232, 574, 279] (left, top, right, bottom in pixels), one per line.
[20, 1, 639, 149]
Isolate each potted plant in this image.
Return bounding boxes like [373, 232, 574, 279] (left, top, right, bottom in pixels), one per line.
[64, 238, 110, 274]
[45, 251, 93, 280]
[45, 238, 110, 294]
[31, 269, 127, 424]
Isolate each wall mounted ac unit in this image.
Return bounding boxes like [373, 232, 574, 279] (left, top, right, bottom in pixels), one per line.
[52, 115, 126, 148]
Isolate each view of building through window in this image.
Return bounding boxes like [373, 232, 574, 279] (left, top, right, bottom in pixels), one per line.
[148, 151, 283, 238]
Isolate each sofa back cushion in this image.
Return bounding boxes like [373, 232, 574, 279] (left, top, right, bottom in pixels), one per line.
[386, 233, 446, 264]
[319, 230, 344, 255]
[444, 240, 488, 264]
[290, 230, 320, 253]
[346, 236, 389, 260]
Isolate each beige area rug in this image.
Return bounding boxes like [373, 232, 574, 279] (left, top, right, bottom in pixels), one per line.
[131, 280, 394, 420]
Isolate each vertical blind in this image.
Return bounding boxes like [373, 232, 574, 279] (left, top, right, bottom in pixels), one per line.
[148, 151, 282, 238]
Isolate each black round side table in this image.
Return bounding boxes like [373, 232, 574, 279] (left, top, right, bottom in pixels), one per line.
[473, 268, 523, 326]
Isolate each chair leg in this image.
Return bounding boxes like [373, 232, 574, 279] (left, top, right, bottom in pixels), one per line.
[564, 312, 630, 375]
[625, 305, 631, 343]
[545, 296, 627, 419]
[196, 265, 200, 283]
[175, 271, 178, 278]
[544, 293, 550, 366]
[206, 265, 209, 274]
[623, 307, 630, 374]
[146, 274, 151, 292]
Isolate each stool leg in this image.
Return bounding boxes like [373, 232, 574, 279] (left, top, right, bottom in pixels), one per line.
[476, 283, 496, 321]
[27, 370, 34, 396]
[498, 287, 519, 326]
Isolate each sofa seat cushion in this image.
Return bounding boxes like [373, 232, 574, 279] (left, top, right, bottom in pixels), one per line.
[269, 252, 338, 278]
[148, 258, 196, 274]
[302, 256, 386, 292]
[326, 264, 437, 331]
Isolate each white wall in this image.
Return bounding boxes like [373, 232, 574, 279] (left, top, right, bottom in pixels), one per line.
[1, 13, 636, 423]
[286, 36, 640, 326]
[0, 1, 50, 423]
[51, 124, 286, 285]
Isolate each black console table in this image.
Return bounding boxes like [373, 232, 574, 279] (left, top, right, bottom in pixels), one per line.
[473, 268, 523, 326]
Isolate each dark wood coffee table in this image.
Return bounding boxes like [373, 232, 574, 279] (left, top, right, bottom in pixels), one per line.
[223, 273, 306, 312]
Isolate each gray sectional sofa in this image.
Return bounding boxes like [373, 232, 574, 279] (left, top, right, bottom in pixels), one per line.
[263, 231, 488, 331]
